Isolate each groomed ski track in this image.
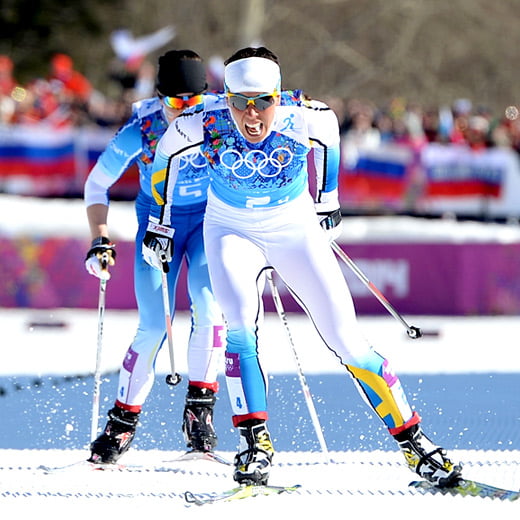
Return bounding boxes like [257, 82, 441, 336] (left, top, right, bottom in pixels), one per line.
[1, 449, 519, 517]
[2, 309, 520, 517]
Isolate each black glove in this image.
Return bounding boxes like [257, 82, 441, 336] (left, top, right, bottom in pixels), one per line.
[142, 221, 175, 273]
[85, 236, 116, 279]
[317, 208, 343, 242]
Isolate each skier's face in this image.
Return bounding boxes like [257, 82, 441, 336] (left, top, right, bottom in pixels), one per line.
[227, 91, 280, 143]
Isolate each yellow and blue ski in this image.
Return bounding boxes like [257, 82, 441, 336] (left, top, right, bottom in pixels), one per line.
[185, 484, 301, 505]
[410, 478, 519, 501]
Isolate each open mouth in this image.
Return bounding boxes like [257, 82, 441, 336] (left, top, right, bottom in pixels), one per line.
[245, 122, 263, 137]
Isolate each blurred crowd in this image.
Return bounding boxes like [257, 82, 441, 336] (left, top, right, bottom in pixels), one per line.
[0, 52, 148, 129]
[326, 96, 520, 169]
[0, 50, 224, 130]
[1, 51, 520, 159]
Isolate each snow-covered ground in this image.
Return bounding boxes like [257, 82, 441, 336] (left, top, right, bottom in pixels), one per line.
[2, 447, 519, 516]
[3, 308, 520, 377]
[1, 195, 519, 514]
[1, 309, 519, 516]
[3, 193, 520, 243]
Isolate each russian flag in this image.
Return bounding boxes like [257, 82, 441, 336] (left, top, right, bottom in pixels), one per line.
[422, 144, 504, 198]
[0, 126, 75, 178]
[339, 144, 413, 204]
[0, 126, 121, 196]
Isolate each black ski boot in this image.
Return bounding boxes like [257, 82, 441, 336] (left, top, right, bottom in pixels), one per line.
[234, 420, 274, 486]
[182, 385, 217, 452]
[88, 405, 140, 464]
[394, 424, 462, 487]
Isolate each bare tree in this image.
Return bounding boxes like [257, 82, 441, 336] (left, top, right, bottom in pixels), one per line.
[4, 0, 518, 112]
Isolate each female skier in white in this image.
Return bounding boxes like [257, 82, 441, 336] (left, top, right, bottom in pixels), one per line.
[145, 46, 462, 488]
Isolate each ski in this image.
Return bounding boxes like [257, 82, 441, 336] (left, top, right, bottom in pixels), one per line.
[38, 460, 127, 474]
[410, 478, 520, 501]
[38, 450, 231, 474]
[167, 450, 232, 465]
[184, 483, 301, 505]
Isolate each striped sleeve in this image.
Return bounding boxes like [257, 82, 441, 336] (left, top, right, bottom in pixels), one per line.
[305, 100, 341, 209]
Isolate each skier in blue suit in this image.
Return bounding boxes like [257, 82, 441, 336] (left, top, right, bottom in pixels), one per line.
[84, 50, 224, 463]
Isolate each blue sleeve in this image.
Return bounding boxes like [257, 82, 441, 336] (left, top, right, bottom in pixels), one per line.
[84, 113, 143, 206]
[95, 114, 143, 180]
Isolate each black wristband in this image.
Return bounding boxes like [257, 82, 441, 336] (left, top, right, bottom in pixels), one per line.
[318, 209, 342, 230]
[91, 236, 114, 248]
[86, 236, 116, 260]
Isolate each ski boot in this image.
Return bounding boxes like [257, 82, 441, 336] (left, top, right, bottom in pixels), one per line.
[182, 385, 218, 452]
[234, 420, 274, 486]
[394, 424, 462, 487]
[88, 405, 139, 464]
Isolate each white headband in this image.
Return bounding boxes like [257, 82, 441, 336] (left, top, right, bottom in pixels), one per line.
[224, 57, 281, 94]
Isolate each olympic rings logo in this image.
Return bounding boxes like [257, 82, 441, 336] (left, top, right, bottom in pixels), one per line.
[179, 151, 207, 170]
[220, 147, 294, 179]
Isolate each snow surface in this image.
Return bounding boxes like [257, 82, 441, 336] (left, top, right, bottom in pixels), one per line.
[1, 195, 520, 515]
[2, 447, 519, 516]
[1, 310, 520, 516]
[3, 193, 520, 243]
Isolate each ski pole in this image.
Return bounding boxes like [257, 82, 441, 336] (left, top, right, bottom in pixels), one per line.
[160, 252, 181, 386]
[90, 252, 109, 442]
[266, 269, 331, 460]
[330, 241, 422, 339]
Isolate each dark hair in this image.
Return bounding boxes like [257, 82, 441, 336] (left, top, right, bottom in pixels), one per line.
[224, 47, 279, 66]
[156, 49, 207, 96]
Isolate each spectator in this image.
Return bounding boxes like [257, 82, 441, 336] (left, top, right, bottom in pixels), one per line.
[341, 103, 381, 170]
[374, 110, 394, 143]
[465, 115, 490, 150]
[402, 102, 427, 149]
[49, 53, 92, 104]
[0, 55, 19, 124]
[108, 55, 156, 103]
[0, 55, 16, 96]
[48, 53, 93, 125]
[108, 26, 175, 103]
[16, 78, 65, 127]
